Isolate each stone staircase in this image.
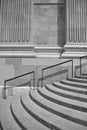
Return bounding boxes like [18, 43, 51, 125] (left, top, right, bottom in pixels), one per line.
[0, 74, 87, 130]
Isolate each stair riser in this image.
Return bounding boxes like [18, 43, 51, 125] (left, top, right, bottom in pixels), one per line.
[68, 79, 87, 84]
[45, 85, 87, 103]
[10, 104, 27, 130]
[60, 81, 87, 89]
[82, 74, 87, 76]
[53, 83, 87, 95]
[75, 76, 87, 79]
[21, 96, 54, 130]
[38, 87, 87, 113]
[31, 89, 87, 127]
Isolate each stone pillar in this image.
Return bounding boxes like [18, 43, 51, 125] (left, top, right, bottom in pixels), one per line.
[0, 0, 31, 42]
[66, 0, 87, 43]
[57, 1, 66, 47]
[28, 0, 33, 42]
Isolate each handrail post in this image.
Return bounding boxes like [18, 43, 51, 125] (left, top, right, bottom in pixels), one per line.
[41, 69, 43, 88]
[72, 59, 73, 78]
[4, 81, 6, 99]
[80, 58, 81, 75]
[67, 71, 68, 79]
[74, 67, 76, 77]
[33, 71, 35, 89]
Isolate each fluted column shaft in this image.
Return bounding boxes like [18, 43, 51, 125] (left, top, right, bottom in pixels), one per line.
[0, 0, 31, 42]
[67, 0, 87, 43]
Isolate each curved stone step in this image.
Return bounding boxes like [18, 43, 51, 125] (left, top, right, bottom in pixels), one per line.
[0, 98, 21, 130]
[45, 84, 87, 103]
[75, 75, 87, 79]
[11, 97, 49, 130]
[82, 73, 87, 76]
[39, 86, 87, 112]
[31, 88, 87, 127]
[67, 78, 87, 84]
[60, 80, 87, 89]
[53, 82, 87, 94]
[21, 92, 87, 130]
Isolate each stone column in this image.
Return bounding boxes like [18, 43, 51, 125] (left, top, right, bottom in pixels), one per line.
[57, 0, 66, 54]
[28, 0, 33, 42]
[57, 1, 66, 47]
[66, 0, 87, 43]
[0, 0, 32, 42]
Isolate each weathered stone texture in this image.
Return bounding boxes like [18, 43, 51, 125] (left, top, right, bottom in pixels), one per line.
[32, 4, 57, 46]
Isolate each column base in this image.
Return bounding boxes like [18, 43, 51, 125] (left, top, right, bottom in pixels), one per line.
[62, 43, 87, 58]
[0, 43, 64, 58]
[35, 46, 64, 57]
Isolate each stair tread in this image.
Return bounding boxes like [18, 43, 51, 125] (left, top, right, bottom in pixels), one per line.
[31, 88, 87, 125]
[22, 92, 87, 130]
[0, 98, 21, 130]
[45, 84, 87, 101]
[61, 80, 87, 88]
[82, 73, 87, 76]
[45, 85, 87, 109]
[75, 75, 87, 79]
[11, 97, 50, 130]
[54, 82, 87, 92]
[68, 78, 87, 84]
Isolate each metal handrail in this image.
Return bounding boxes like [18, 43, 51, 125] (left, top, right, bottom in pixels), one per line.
[41, 59, 73, 87]
[80, 55, 87, 75]
[3, 71, 35, 99]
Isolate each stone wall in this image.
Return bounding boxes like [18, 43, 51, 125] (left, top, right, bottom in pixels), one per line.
[0, 0, 66, 47]
[0, 57, 74, 87]
[32, 0, 66, 46]
[32, 1, 57, 46]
